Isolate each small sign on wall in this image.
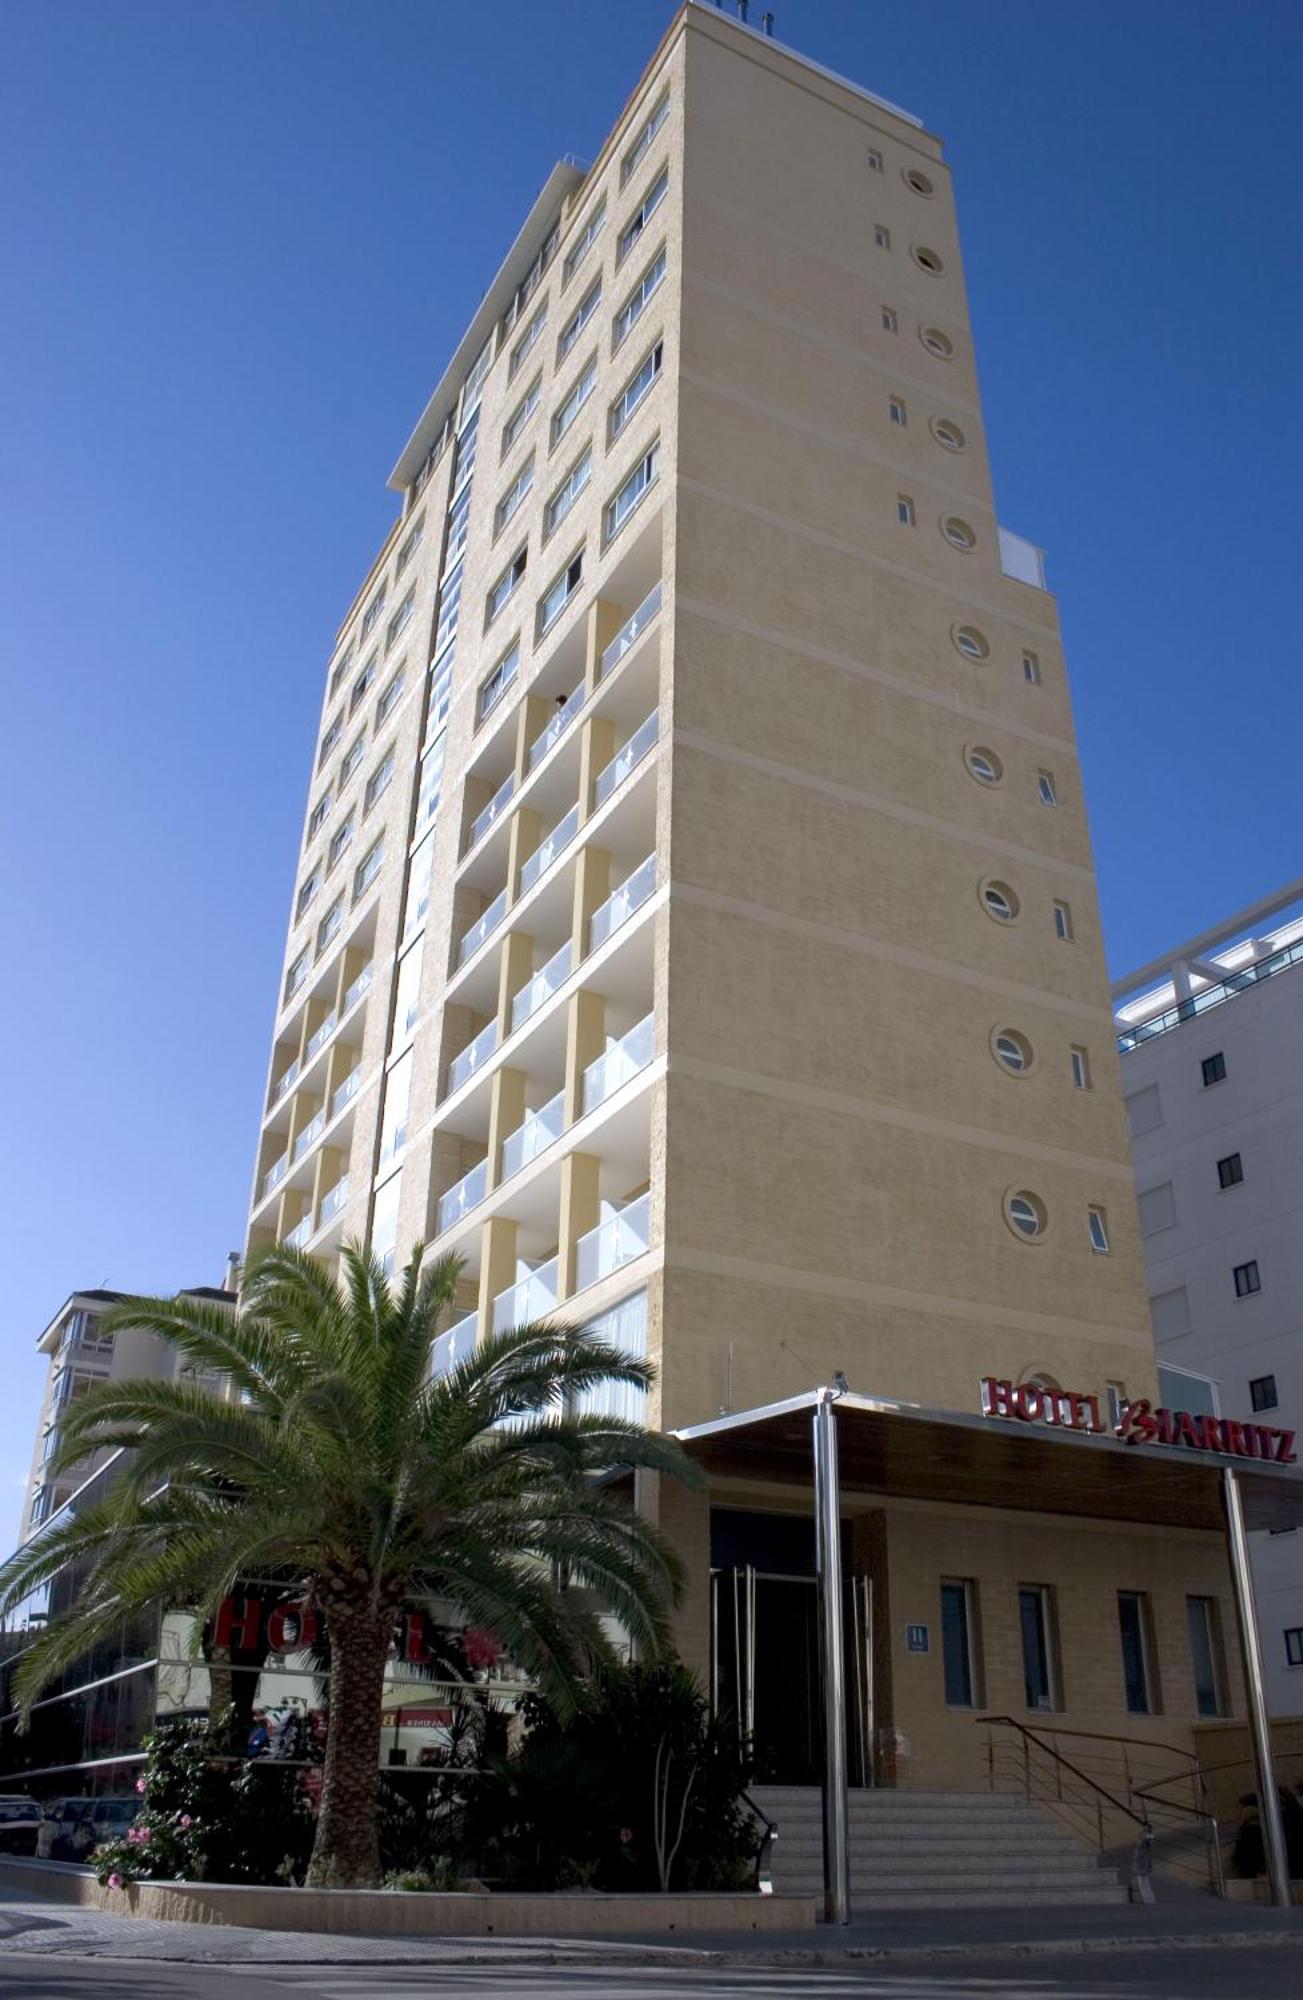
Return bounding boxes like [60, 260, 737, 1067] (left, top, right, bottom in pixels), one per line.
[905, 1623, 929, 1654]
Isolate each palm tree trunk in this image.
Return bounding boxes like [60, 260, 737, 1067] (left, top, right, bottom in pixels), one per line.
[305, 1605, 391, 1888]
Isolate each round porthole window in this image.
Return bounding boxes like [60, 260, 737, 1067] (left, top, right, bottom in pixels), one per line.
[993, 1029, 1033, 1075]
[942, 516, 977, 551]
[920, 325, 955, 359]
[931, 417, 966, 452]
[981, 879, 1020, 922]
[912, 245, 945, 275]
[1005, 1189, 1049, 1240]
[965, 746, 1003, 786]
[903, 168, 935, 197]
[951, 624, 989, 661]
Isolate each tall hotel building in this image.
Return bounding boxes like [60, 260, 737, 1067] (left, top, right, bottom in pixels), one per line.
[244, 3, 1298, 1810]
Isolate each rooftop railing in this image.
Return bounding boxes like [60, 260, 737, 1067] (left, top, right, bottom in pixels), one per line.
[1117, 934, 1303, 1053]
[600, 580, 662, 679]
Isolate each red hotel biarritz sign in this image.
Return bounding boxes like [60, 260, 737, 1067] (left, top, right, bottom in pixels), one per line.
[979, 1377, 1296, 1466]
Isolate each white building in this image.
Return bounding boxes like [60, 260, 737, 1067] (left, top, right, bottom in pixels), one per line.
[1115, 878, 1303, 1714]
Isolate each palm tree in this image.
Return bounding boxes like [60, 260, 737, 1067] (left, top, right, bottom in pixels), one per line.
[0, 1243, 699, 1888]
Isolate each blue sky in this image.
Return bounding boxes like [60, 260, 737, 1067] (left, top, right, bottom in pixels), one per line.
[1, 0, 1300, 1529]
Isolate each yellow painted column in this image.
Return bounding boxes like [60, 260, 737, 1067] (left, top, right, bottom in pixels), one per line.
[496, 931, 535, 1040]
[584, 598, 627, 697]
[513, 695, 550, 784]
[570, 845, 612, 963]
[558, 1152, 602, 1300]
[577, 716, 617, 825]
[563, 988, 607, 1126]
[486, 1068, 527, 1193]
[506, 807, 542, 904]
[476, 1215, 519, 1344]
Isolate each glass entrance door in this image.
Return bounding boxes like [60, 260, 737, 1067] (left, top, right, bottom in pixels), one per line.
[711, 1567, 874, 1785]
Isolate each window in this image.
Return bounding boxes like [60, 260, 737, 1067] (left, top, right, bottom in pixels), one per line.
[617, 167, 668, 264]
[494, 455, 534, 538]
[921, 324, 954, 358]
[881, 306, 898, 333]
[295, 867, 319, 921]
[376, 665, 406, 727]
[444, 484, 472, 572]
[284, 948, 308, 1002]
[1019, 1586, 1058, 1712]
[615, 247, 666, 347]
[379, 1049, 412, 1164]
[1006, 1190, 1048, 1240]
[993, 1029, 1033, 1074]
[319, 712, 342, 767]
[340, 734, 365, 785]
[452, 407, 479, 492]
[932, 418, 965, 452]
[486, 547, 527, 625]
[502, 376, 542, 456]
[1235, 1260, 1262, 1300]
[418, 730, 445, 825]
[1217, 1152, 1244, 1190]
[478, 642, 519, 724]
[428, 655, 452, 735]
[1053, 900, 1074, 941]
[609, 339, 662, 439]
[537, 548, 584, 637]
[912, 244, 945, 274]
[353, 835, 384, 902]
[1286, 1628, 1303, 1668]
[396, 514, 425, 574]
[552, 354, 598, 446]
[403, 829, 435, 938]
[1118, 1592, 1156, 1715]
[433, 560, 462, 656]
[1150, 1286, 1190, 1341]
[562, 197, 605, 286]
[1187, 1598, 1226, 1718]
[965, 747, 1002, 785]
[605, 440, 660, 542]
[953, 625, 989, 660]
[350, 655, 377, 714]
[1201, 1051, 1227, 1087]
[866, 146, 883, 172]
[510, 301, 548, 379]
[904, 167, 935, 197]
[1070, 1046, 1091, 1091]
[329, 643, 353, 699]
[364, 747, 395, 814]
[1126, 1085, 1163, 1137]
[315, 896, 343, 959]
[942, 516, 976, 550]
[1088, 1206, 1111, 1254]
[307, 789, 332, 840]
[897, 495, 915, 526]
[875, 223, 891, 249]
[327, 814, 354, 869]
[360, 582, 387, 641]
[982, 880, 1020, 922]
[558, 278, 601, 364]
[1106, 1382, 1128, 1428]
[385, 589, 414, 653]
[544, 446, 592, 539]
[622, 90, 669, 186]
[940, 1579, 978, 1707]
[392, 937, 424, 1045]
[1038, 770, 1058, 806]
[889, 396, 907, 426]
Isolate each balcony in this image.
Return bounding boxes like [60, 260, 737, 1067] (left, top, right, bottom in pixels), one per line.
[590, 854, 655, 954]
[511, 941, 572, 1033]
[305, 1010, 338, 1063]
[262, 1151, 290, 1199]
[285, 1214, 314, 1251]
[272, 1055, 301, 1105]
[575, 1192, 651, 1292]
[527, 684, 584, 772]
[519, 805, 579, 896]
[997, 526, 1048, 592]
[594, 711, 658, 814]
[437, 1158, 489, 1235]
[458, 888, 508, 967]
[600, 581, 661, 679]
[501, 1089, 565, 1182]
[331, 1066, 362, 1118]
[583, 1014, 654, 1116]
[292, 1107, 326, 1163]
[343, 962, 374, 1014]
[432, 1312, 478, 1378]
[448, 1020, 498, 1095]
[318, 1176, 351, 1227]
[467, 771, 515, 853]
[493, 1256, 559, 1333]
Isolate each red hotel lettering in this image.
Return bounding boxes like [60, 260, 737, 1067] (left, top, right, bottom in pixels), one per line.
[982, 1378, 1297, 1466]
[213, 1596, 261, 1650]
[1277, 1432, 1298, 1465]
[266, 1603, 318, 1652]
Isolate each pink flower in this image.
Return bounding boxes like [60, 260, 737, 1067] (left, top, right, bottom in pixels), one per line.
[178, 1815, 193, 1829]
[107, 1872, 124, 1890]
[135, 1778, 146, 1793]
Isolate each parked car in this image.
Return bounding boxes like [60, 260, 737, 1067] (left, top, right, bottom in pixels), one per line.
[43, 1795, 139, 1863]
[0, 1795, 40, 1855]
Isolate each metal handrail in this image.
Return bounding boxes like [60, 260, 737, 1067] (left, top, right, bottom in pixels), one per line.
[980, 1714, 1154, 1903]
[739, 1787, 776, 1895]
[1132, 1776, 1225, 1900]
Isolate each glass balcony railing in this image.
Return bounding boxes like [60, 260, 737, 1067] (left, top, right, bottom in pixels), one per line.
[262, 1151, 290, 1199]
[432, 1312, 478, 1379]
[501, 1089, 565, 1182]
[593, 710, 658, 812]
[600, 580, 662, 679]
[318, 1176, 351, 1227]
[448, 1020, 498, 1094]
[284, 1214, 314, 1251]
[331, 1067, 361, 1119]
[575, 1192, 652, 1292]
[527, 684, 585, 771]
[437, 1158, 489, 1235]
[582, 1013, 654, 1116]
[292, 1107, 326, 1163]
[511, 940, 572, 1033]
[493, 1256, 559, 1333]
[519, 804, 579, 896]
[1116, 932, 1303, 1053]
[305, 1009, 338, 1062]
[589, 854, 655, 954]
[343, 962, 374, 1014]
[458, 888, 508, 966]
[467, 771, 515, 851]
[272, 1056, 301, 1104]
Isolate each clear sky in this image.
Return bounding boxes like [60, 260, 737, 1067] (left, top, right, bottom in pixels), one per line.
[1, 0, 1300, 1531]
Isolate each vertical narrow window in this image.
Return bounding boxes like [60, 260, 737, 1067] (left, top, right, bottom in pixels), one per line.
[889, 396, 907, 426]
[1285, 1628, 1303, 1668]
[1038, 770, 1058, 806]
[1070, 1046, 1091, 1091]
[1201, 1051, 1227, 1087]
[867, 147, 883, 172]
[1118, 1591, 1157, 1715]
[1053, 900, 1074, 941]
[1019, 1586, 1058, 1712]
[1233, 1260, 1262, 1298]
[1186, 1598, 1226, 1718]
[1217, 1152, 1244, 1189]
[1249, 1374, 1277, 1412]
[897, 495, 915, 526]
[940, 1578, 979, 1708]
[1088, 1206, 1110, 1254]
[875, 223, 891, 249]
[1022, 650, 1042, 684]
[881, 306, 898, 333]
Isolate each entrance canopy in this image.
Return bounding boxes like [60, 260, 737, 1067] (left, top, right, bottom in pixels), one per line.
[674, 1389, 1303, 1534]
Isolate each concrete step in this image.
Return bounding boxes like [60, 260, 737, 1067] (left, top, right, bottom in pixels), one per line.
[842, 1886, 1129, 1911]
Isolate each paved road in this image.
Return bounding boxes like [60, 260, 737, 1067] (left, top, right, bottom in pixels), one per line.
[0, 1944, 1301, 1997]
